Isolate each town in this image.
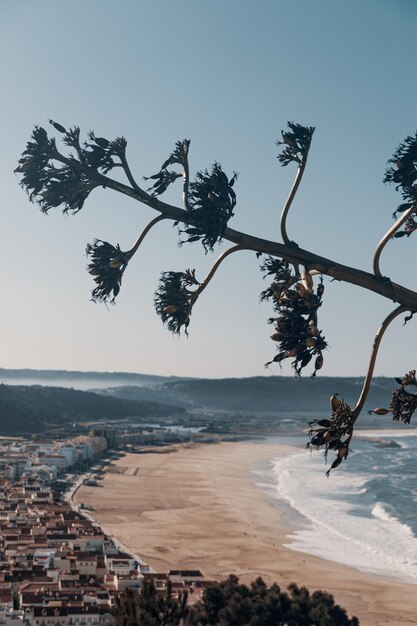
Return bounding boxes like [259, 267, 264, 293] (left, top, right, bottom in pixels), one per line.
[0, 428, 211, 625]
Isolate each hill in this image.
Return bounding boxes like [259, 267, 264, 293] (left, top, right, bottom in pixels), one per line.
[0, 384, 185, 435]
[0, 367, 189, 390]
[100, 376, 399, 417]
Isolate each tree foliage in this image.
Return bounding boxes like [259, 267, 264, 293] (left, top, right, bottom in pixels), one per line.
[112, 577, 359, 626]
[113, 581, 188, 626]
[16, 119, 417, 475]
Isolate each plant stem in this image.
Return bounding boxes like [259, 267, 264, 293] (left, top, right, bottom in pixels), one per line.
[352, 305, 408, 420]
[191, 245, 246, 304]
[182, 159, 191, 211]
[119, 153, 146, 198]
[51, 150, 417, 311]
[125, 215, 167, 261]
[373, 206, 415, 276]
[280, 143, 312, 245]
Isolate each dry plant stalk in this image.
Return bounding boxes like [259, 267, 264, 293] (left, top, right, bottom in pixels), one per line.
[16, 120, 417, 475]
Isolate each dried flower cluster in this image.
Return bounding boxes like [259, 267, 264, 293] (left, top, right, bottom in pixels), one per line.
[86, 240, 129, 304]
[261, 258, 327, 376]
[145, 141, 238, 252]
[154, 269, 200, 335]
[370, 370, 417, 424]
[392, 204, 417, 238]
[277, 121, 315, 166]
[385, 133, 417, 237]
[145, 140, 190, 196]
[180, 163, 238, 251]
[16, 119, 417, 481]
[385, 132, 417, 201]
[307, 396, 354, 477]
[15, 122, 127, 214]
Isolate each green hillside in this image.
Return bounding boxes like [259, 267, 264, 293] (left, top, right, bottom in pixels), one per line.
[102, 376, 398, 416]
[0, 384, 184, 434]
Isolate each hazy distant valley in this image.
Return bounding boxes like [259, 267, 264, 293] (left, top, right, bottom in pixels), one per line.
[0, 367, 407, 436]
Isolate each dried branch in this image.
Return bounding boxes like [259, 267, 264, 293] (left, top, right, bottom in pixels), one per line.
[191, 244, 246, 301]
[16, 125, 417, 311]
[352, 305, 407, 419]
[373, 204, 416, 276]
[154, 245, 246, 335]
[86, 215, 166, 304]
[16, 119, 417, 480]
[277, 122, 315, 245]
[306, 305, 407, 476]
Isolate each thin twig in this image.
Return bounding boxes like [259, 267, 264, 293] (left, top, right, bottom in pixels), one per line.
[49, 148, 417, 311]
[182, 154, 191, 211]
[119, 154, 144, 197]
[190, 245, 246, 305]
[125, 215, 167, 261]
[373, 206, 415, 276]
[352, 305, 408, 420]
[280, 144, 312, 245]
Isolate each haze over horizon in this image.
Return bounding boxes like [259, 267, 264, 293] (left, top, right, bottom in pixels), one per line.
[1, 0, 417, 379]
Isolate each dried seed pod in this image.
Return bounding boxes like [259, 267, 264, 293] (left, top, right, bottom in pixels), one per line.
[285, 348, 298, 358]
[295, 283, 310, 298]
[330, 394, 341, 412]
[316, 283, 325, 298]
[337, 446, 349, 458]
[310, 433, 326, 446]
[300, 352, 312, 368]
[301, 270, 314, 292]
[49, 119, 66, 133]
[275, 316, 287, 330]
[270, 332, 283, 341]
[162, 305, 178, 314]
[295, 298, 308, 308]
[371, 407, 391, 415]
[326, 456, 343, 477]
[109, 259, 123, 269]
[314, 354, 324, 370]
[309, 419, 331, 428]
[305, 336, 316, 348]
[308, 321, 320, 337]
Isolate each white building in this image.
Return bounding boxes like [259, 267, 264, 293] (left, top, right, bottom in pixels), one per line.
[58, 445, 77, 468]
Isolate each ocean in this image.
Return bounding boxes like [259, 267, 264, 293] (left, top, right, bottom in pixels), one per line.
[255, 432, 417, 584]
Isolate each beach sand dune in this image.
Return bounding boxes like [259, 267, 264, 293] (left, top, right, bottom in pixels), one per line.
[75, 442, 417, 626]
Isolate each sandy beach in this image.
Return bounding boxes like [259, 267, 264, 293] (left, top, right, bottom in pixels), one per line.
[74, 441, 417, 625]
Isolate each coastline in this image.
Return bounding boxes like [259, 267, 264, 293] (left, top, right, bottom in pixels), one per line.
[74, 441, 417, 626]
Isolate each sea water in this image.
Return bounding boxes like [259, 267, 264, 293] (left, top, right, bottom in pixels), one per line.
[260, 433, 417, 584]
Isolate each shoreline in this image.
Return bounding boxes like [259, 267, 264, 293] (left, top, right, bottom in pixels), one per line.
[74, 440, 417, 626]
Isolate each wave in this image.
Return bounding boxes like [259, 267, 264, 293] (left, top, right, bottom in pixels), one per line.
[358, 431, 417, 443]
[269, 448, 417, 584]
[371, 503, 414, 536]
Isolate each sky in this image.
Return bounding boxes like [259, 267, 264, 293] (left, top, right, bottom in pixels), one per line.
[1, 0, 417, 379]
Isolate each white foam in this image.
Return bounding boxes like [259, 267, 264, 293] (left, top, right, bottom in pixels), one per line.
[358, 431, 417, 439]
[271, 450, 417, 584]
[371, 503, 414, 536]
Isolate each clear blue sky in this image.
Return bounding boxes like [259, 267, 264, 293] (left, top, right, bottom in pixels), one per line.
[1, 0, 416, 378]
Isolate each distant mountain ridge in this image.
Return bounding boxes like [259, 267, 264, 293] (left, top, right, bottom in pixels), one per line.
[0, 368, 190, 391]
[99, 376, 399, 416]
[0, 368, 402, 423]
[0, 384, 185, 434]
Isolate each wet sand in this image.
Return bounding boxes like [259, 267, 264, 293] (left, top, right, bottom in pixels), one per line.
[75, 441, 417, 625]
